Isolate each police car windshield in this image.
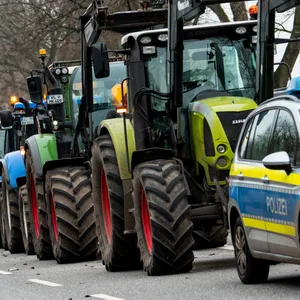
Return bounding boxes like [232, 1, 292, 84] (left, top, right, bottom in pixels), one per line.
[145, 36, 256, 110]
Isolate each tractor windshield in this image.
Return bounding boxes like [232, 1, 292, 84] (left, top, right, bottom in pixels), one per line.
[145, 36, 256, 110]
[71, 61, 126, 128]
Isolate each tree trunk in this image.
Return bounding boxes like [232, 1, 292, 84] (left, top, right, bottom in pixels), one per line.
[207, 4, 230, 22]
[274, 7, 300, 89]
[230, 2, 248, 21]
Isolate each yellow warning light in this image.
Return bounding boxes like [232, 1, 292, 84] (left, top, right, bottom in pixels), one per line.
[112, 83, 128, 114]
[20, 146, 25, 156]
[39, 48, 47, 56]
[111, 83, 127, 106]
[10, 96, 18, 105]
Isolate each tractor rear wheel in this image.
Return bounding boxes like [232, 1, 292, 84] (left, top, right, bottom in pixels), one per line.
[71, 166, 98, 261]
[0, 188, 8, 250]
[2, 171, 24, 253]
[91, 135, 141, 271]
[26, 148, 53, 260]
[193, 224, 228, 249]
[45, 166, 97, 263]
[132, 159, 194, 275]
[18, 185, 35, 255]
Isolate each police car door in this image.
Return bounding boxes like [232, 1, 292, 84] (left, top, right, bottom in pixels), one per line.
[233, 109, 277, 252]
[261, 109, 299, 257]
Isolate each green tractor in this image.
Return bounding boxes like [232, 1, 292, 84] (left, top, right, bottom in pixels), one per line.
[65, 0, 259, 275]
[23, 52, 125, 262]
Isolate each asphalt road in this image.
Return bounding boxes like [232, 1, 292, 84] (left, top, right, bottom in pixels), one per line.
[0, 242, 300, 300]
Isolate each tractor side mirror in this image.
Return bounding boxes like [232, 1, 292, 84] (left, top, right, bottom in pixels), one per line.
[91, 42, 110, 79]
[27, 75, 43, 104]
[0, 110, 13, 128]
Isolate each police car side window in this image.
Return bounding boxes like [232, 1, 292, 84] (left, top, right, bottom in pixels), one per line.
[269, 109, 298, 166]
[246, 109, 277, 161]
[239, 117, 254, 159]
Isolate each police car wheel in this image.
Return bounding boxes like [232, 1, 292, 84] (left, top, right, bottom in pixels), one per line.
[234, 217, 269, 284]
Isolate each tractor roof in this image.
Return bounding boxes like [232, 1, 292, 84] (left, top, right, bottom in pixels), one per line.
[121, 20, 257, 48]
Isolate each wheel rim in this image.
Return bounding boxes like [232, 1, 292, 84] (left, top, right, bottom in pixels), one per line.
[141, 189, 152, 254]
[100, 169, 112, 244]
[51, 196, 58, 242]
[30, 174, 40, 238]
[22, 198, 28, 239]
[6, 187, 11, 230]
[235, 225, 247, 275]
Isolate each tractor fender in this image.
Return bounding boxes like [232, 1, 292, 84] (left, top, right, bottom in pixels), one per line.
[0, 151, 25, 189]
[99, 118, 136, 180]
[25, 134, 58, 178]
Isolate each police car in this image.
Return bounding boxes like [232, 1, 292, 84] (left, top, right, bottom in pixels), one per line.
[228, 77, 300, 284]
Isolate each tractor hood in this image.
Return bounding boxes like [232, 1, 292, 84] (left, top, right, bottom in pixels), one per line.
[189, 96, 257, 115]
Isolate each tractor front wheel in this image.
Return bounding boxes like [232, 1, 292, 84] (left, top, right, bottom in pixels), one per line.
[26, 148, 53, 260]
[133, 159, 194, 275]
[18, 185, 35, 255]
[2, 171, 24, 253]
[193, 224, 228, 249]
[91, 135, 141, 271]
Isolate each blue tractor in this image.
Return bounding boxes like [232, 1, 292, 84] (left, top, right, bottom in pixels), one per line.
[0, 98, 37, 254]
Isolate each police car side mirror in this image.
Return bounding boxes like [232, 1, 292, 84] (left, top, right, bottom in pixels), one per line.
[262, 151, 292, 175]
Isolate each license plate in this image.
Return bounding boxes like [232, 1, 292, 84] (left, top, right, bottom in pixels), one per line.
[21, 117, 34, 125]
[48, 94, 64, 105]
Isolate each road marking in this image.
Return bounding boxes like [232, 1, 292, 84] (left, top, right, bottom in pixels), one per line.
[28, 279, 62, 287]
[219, 245, 234, 251]
[90, 294, 125, 300]
[0, 270, 12, 275]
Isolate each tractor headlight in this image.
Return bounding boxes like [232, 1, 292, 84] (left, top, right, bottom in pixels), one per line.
[253, 25, 257, 33]
[55, 68, 61, 75]
[142, 46, 156, 55]
[217, 157, 227, 168]
[20, 146, 25, 156]
[61, 67, 68, 75]
[158, 34, 168, 42]
[140, 36, 152, 44]
[235, 26, 247, 34]
[217, 144, 226, 154]
[61, 75, 69, 84]
[53, 120, 59, 130]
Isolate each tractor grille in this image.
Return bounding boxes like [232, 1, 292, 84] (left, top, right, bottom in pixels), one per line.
[216, 110, 253, 152]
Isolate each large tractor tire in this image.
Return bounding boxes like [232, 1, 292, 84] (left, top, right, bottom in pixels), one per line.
[2, 171, 24, 253]
[18, 185, 35, 255]
[91, 135, 141, 271]
[71, 166, 98, 261]
[45, 166, 97, 263]
[0, 188, 8, 250]
[193, 224, 228, 249]
[26, 148, 53, 260]
[132, 159, 194, 275]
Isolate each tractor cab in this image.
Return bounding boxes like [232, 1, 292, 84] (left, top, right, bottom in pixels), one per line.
[121, 20, 258, 186]
[69, 60, 126, 132]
